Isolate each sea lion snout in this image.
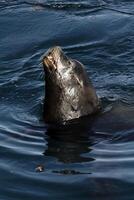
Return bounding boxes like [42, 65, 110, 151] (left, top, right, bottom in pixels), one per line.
[43, 46, 72, 73]
[43, 46, 63, 71]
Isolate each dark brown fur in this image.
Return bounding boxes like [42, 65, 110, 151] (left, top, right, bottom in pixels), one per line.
[43, 46, 101, 123]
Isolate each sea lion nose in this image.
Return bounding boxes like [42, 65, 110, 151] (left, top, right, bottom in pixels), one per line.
[44, 46, 62, 59]
[51, 46, 62, 55]
[52, 46, 61, 51]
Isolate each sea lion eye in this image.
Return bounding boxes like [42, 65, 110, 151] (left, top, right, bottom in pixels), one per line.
[68, 60, 71, 65]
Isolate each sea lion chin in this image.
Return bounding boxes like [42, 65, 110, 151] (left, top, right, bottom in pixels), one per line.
[43, 46, 101, 124]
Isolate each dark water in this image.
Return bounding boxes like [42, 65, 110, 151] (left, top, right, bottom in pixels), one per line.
[0, 0, 134, 199]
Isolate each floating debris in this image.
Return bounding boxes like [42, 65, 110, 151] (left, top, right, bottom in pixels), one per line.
[35, 164, 44, 172]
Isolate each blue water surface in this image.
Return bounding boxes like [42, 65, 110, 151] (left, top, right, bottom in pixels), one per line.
[0, 0, 134, 199]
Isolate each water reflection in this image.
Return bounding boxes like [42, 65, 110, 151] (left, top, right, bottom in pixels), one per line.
[44, 103, 134, 166]
[44, 117, 95, 164]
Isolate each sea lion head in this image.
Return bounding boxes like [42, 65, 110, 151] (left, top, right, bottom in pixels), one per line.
[42, 46, 100, 123]
[43, 46, 72, 75]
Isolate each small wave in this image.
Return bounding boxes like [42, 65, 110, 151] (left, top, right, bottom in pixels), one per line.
[110, 129, 134, 143]
[1, 0, 134, 17]
[17, 0, 106, 10]
[0, 0, 105, 11]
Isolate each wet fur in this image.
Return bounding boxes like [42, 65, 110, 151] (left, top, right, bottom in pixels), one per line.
[43, 47, 101, 123]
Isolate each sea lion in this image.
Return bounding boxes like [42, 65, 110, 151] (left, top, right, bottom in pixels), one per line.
[43, 46, 101, 123]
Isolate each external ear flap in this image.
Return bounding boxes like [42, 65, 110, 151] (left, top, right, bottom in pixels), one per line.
[67, 60, 71, 65]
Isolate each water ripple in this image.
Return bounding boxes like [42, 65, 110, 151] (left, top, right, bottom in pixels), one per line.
[0, 1, 134, 199]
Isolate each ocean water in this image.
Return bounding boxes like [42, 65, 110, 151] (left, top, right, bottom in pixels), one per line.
[0, 0, 134, 199]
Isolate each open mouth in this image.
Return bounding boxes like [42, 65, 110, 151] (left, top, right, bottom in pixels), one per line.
[43, 55, 57, 71]
[43, 46, 63, 72]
